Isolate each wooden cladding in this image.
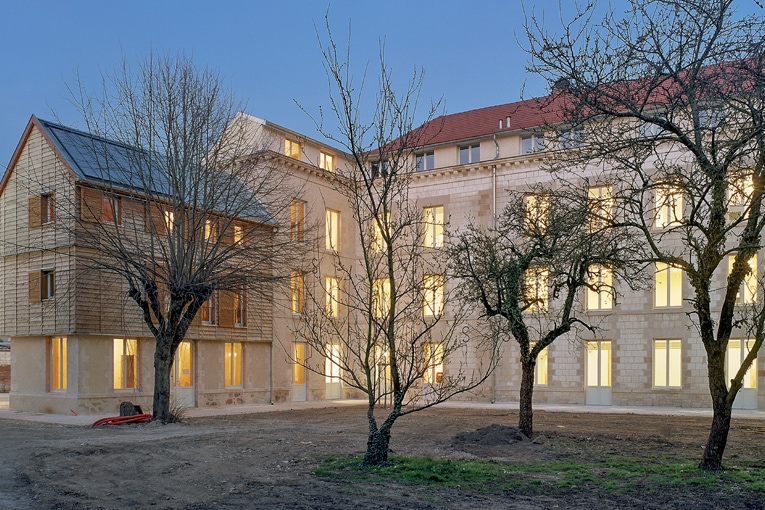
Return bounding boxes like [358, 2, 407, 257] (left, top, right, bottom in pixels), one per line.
[80, 187, 103, 223]
[29, 269, 55, 302]
[28, 193, 54, 227]
[192, 289, 246, 328]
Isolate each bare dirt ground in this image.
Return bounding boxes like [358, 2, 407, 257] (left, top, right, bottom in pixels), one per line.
[1, 405, 764, 509]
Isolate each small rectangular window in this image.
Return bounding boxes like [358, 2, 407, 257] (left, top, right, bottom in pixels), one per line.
[319, 152, 335, 171]
[293, 343, 306, 384]
[415, 151, 435, 171]
[42, 270, 55, 300]
[521, 134, 545, 154]
[224, 342, 243, 387]
[102, 195, 120, 224]
[201, 292, 218, 325]
[458, 144, 480, 165]
[285, 139, 300, 159]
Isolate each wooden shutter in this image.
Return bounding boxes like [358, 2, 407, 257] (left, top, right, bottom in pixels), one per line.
[28, 271, 41, 303]
[80, 188, 103, 223]
[146, 203, 167, 233]
[219, 291, 235, 328]
[28, 196, 42, 228]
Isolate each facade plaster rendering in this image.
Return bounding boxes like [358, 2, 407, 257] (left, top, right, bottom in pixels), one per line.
[3, 88, 763, 414]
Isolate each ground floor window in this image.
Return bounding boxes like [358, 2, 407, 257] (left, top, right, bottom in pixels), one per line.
[175, 341, 193, 387]
[293, 343, 306, 384]
[113, 338, 138, 390]
[727, 338, 757, 389]
[424, 343, 444, 384]
[224, 342, 243, 387]
[654, 339, 681, 388]
[325, 343, 341, 383]
[534, 345, 549, 386]
[587, 340, 611, 387]
[50, 336, 67, 390]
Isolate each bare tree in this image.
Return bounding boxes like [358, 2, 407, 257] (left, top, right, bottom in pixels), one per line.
[525, 0, 765, 469]
[64, 54, 295, 422]
[449, 184, 640, 437]
[293, 22, 500, 466]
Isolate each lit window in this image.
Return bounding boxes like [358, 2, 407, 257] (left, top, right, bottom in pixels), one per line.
[326, 276, 339, 317]
[113, 338, 138, 390]
[224, 342, 243, 387]
[424, 343, 444, 384]
[458, 144, 480, 165]
[521, 134, 545, 154]
[204, 218, 217, 241]
[291, 272, 305, 314]
[325, 209, 340, 251]
[415, 151, 435, 171]
[655, 262, 682, 307]
[201, 292, 218, 325]
[423, 206, 444, 248]
[588, 186, 612, 232]
[319, 152, 335, 171]
[234, 225, 244, 246]
[654, 339, 682, 388]
[586, 340, 611, 387]
[373, 278, 391, 319]
[163, 210, 174, 232]
[50, 337, 67, 391]
[655, 184, 683, 227]
[102, 195, 120, 224]
[233, 287, 246, 326]
[729, 254, 757, 305]
[524, 194, 549, 233]
[42, 269, 55, 300]
[423, 274, 444, 317]
[524, 266, 548, 312]
[290, 201, 305, 243]
[175, 341, 193, 387]
[41, 193, 55, 223]
[560, 128, 584, 148]
[532, 343, 549, 385]
[586, 265, 613, 310]
[293, 343, 306, 384]
[728, 174, 753, 221]
[372, 213, 391, 252]
[285, 139, 300, 159]
[727, 339, 757, 389]
[325, 343, 341, 383]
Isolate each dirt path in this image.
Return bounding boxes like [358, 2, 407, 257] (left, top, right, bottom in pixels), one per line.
[1, 405, 764, 509]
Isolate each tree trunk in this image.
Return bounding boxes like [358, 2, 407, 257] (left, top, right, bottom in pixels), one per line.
[518, 359, 535, 437]
[152, 338, 174, 423]
[699, 346, 734, 470]
[363, 426, 392, 466]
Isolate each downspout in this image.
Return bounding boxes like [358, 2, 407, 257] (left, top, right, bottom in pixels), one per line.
[491, 135, 499, 404]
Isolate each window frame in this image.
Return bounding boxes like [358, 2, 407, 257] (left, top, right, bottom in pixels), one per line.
[655, 184, 683, 228]
[423, 205, 444, 248]
[201, 291, 218, 326]
[41, 193, 55, 224]
[290, 200, 305, 243]
[233, 287, 246, 327]
[586, 340, 612, 388]
[291, 271, 305, 314]
[588, 185, 613, 232]
[224, 342, 243, 387]
[372, 277, 391, 319]
[285, 139, 300, 159]
[41, 269, 55, 300]
[102, 194, 121, 225]
[560, 128, 585, 149]
[423, 274, 444, 318]
[654, 262, 683, 308]
[415, 151, 435, 171]
[728, 254, 757, 305]
[325, 276, 340, 317]
[319, 151, 335, 171]
[524, 266, 549, 312]
[113, 338, 139, 390]
[726, 338, 757, 389]
[49, 336, 67, 391]
[458, 143, 480, 165]
[532, 343, 549, 386]
[653, 339, 682, 388]
[423, 343, 444, 385]
[586, 265, 614, 311]
[325, 208, 340, 251]
[521, 133, 545, 154]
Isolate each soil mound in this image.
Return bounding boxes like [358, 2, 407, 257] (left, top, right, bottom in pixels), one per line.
[452, 423, 528, 448]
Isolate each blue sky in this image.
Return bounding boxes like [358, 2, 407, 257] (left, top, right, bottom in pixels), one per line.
[0, 1, 761, 168]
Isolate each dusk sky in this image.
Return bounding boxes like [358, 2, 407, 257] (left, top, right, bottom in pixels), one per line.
[1, 0, 761, 169]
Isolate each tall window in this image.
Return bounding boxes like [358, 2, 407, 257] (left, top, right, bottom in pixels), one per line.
[233, 225, 244, 246]
[325, 276, 339, 317]
[373, 278, 391, 318]
[201, 292, 218, 325]
[521, 134, 545, 154]
[458, 143, 480, 164]
[423, 274, 444, 317]
[102, 195, 120, 224]
[415, 151, 435, 171]
[319, 152, 335, 171]
[113, 338, 138, 390]
[41, 193, 55, 223]
[50, 337, 67, 391]
[728, 174, 753, 221]
[204, 218, 218, 241]
[533, 344, 549, 385]
[233, 287, 246, 327]
[372, 213, 391, 252]
[586, 265, 613, 310]
[291, 271, 305, 314]
[587, 340, 612, 388]
[163, 210, 175, 232]
[224, 342, 243, 387]
[524, 194, 549, 233]
[293, 343, 306, 384]
[325, 209, 340, 251]
[285, 139, 300, 159]
[41, 269, 55, 300]
[655, 184, 683, 227]
[290, 200, 305, 242]
[423, 206, 444, 248]
[655, 262, 682, 307]
[560, 128, 585, 148]
[424, 343, 444, 384]
[729, 254, 757, 305]
[588, 185, 612, 232]
[654, 339, 682, 388]
[727, 339, 757, 389]
[524, 266, 549, 312]
[325, 343, 341, 382]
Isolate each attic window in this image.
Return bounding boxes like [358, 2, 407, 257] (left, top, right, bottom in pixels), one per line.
[506, 117, 511, 128]
[498, 120, 503, 130]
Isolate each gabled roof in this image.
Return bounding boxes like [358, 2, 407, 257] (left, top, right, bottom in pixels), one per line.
[2, 116, 274, 224]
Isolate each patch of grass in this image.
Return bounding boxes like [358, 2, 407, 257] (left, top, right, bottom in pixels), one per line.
[315, 455, 765, 496]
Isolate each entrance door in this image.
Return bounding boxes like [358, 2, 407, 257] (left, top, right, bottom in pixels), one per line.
[586, 340, 612, 405]
[728, 339, 758, 410]
[292, 343, 307, 402]
[325, 343, 342, 399]
[172, 341, 195, 408]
